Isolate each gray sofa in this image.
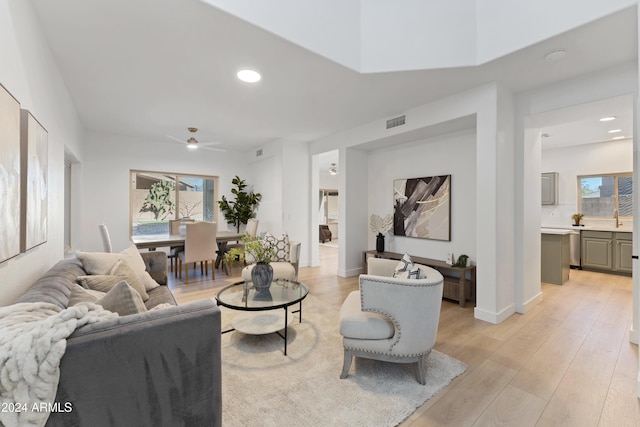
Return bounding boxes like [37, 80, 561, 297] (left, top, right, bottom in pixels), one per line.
[15, 252, 222, 427]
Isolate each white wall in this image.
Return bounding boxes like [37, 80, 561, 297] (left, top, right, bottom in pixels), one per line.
[80, 132, 250, 252]
[247, 139, 311, 268]
[541, 139, 633, 227]
[367, 129, 477, 262]
[0, 0, 83, 306]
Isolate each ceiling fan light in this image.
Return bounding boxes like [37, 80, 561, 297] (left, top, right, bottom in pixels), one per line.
[329, 163, 337, 175]
[237, 69, 261, 83]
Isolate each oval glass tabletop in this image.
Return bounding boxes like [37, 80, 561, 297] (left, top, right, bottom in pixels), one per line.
[215, 279, 309, 311]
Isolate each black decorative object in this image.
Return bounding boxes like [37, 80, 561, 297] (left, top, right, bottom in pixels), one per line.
[251, 262, 273, 291]
[376, 233, 385, 252]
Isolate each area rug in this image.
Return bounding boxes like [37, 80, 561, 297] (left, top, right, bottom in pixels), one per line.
[219, 295, 466, 426]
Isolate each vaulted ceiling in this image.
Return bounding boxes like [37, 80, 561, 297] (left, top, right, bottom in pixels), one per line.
[30, 1, 637, 151]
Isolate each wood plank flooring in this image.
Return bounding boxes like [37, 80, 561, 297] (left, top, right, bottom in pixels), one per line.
[169, 245, 639, 427]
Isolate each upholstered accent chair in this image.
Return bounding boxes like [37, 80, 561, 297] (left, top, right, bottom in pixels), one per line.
[241, 240, 301, 281]
[339, 257, 444, 384]
[177, 221, 218, 284]
[319, 224, 332, 243]
[98, 223, 113, 253]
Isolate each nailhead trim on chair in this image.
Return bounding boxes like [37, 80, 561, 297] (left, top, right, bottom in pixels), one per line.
[356, 276, 442, 355]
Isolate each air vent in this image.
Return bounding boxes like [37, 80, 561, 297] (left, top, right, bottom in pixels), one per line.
[256, 148, 263, 157]
[386, 115, 406, 129]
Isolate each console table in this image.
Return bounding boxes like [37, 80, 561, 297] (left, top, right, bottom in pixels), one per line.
[362, 250, 477, 307]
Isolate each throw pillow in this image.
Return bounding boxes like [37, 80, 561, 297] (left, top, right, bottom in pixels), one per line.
[149, 303, 174, 311]
[68, 284, 106, 306]
[393, 253, 414, 278]
[264, 232, 290, 262]
[77, 259, 149, 301]
[76, 243, 159, 292]
[97, 280, 148, 316]
[394, 265, 424, 280]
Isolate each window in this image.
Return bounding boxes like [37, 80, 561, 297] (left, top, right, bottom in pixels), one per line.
[578, 173, 633, 218]
[130, 171, 218, 236]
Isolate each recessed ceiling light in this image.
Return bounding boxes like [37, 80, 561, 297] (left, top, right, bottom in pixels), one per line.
[612, 136, 625, 140]
[608, 129, 622, 133]
[237, 69, 261, 83]
[544, 49, 566, 62]
[600, 116, 616, 122]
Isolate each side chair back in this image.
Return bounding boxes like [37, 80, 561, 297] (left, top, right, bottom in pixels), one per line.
[98, 224, 112, 253]
[178, 221, 218, 283]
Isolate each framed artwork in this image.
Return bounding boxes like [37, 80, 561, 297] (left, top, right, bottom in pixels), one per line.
[0, 84, 21, 263]
[20, 109, 48, 252]
[393, 175, 451, 241]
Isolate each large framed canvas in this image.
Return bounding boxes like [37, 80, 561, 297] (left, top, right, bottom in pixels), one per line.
[393, 175, 451, 241]
[20, 109, 48, 252]
[0, 84, 21, 263]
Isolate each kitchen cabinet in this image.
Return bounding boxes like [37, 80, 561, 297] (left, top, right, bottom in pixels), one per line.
[581, 230, 632, 274]
[541, 230, 570, 285]
[541, 172, 558, 205]
[614, 232, 633, 273]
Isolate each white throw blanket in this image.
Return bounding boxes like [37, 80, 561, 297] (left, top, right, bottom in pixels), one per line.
[0, 302, 117, 427]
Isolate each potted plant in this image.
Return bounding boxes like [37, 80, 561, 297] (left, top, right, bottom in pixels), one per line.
[219, 176, 262, 233]
[572, 213, 584, 226]
[369, 214, 393, 252]
[225, 234, 275, 291]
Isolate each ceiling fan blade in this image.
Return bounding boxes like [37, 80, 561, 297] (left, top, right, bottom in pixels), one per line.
[166, 135, 186, 143]
[199, 140, 222, 146]
[201, 146, 227, 152]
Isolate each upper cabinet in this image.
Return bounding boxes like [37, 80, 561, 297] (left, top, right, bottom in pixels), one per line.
[541, 172, 558, 205]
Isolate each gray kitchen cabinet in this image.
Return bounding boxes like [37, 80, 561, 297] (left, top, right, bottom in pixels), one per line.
[615, 232, 633, 273]
[581, 230, 632, 274]
[541, 172, 558, 205]
[581, 231, 613, 270]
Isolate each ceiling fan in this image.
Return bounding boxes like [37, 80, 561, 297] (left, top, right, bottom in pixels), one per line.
[166, 127, 226, 152]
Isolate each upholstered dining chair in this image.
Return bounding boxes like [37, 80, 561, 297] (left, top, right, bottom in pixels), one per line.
[98, 224, 113, 253]
[177, 221, 218, 284]
[339, 257, 444, 384]
[168, 219, 188, 274]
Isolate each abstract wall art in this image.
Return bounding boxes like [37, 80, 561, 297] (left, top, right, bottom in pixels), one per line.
[0, 84, 21, 263]
[393, 175, 451, 241]
[20, 109, 48, 252]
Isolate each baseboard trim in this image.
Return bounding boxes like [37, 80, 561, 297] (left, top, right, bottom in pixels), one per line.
[629, 325, 638, 345]
[337, 267, 361, 278]
[474, 304, 515, 324]
[515, 291, 544, 314]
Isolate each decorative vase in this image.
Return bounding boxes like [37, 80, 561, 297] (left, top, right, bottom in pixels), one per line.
[376, 233, 385, 252]
[251, 262, 273, 291]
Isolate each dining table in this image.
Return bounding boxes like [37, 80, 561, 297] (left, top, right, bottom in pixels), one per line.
[131, 230, 242, 275]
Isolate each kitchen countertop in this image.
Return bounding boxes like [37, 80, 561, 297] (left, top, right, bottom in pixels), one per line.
[541, 228, 573, 235]
[541, 225, 633, 233]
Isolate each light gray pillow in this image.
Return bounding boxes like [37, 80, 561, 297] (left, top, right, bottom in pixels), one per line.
[76, 259, 149, 301]
[68, 284, 106, 306]
[97, 280, 148, 316]
[76, 243, 160, 292]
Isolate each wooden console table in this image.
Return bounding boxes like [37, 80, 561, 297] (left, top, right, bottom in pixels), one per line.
[362, 250, 477, 307]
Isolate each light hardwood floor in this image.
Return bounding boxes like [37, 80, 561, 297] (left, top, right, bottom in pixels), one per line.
[169, 245, 640, 427]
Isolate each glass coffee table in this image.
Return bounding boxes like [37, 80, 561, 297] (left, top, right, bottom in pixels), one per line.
[215, 279, 309, 355]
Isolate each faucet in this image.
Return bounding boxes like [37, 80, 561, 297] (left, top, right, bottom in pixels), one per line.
[613, 209, 620, 228]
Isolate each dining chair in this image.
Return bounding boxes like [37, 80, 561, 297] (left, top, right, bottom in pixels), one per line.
[177, 221, 218, 284]
[98, 224, 113, 253]
[168, 218, 196, 274]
